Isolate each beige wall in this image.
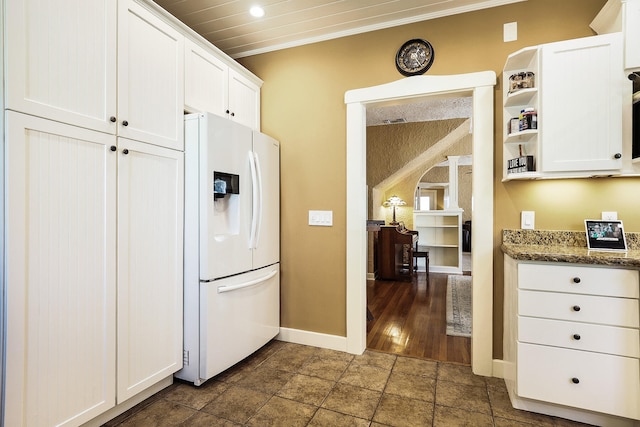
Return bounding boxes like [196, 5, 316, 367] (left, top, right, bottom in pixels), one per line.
[239, 0, 640, 357]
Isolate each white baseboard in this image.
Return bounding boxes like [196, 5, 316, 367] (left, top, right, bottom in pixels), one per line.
[492, 359, 507, 379]
[82, 376, 173, 427]
[277, 327, 349, 352]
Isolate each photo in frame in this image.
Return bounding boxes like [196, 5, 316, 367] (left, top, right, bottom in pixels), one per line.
[585, 220, 628, 251]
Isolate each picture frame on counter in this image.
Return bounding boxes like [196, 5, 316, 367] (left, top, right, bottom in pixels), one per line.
[585, 219, 627, 252]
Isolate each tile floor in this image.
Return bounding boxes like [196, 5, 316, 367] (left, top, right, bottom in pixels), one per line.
[104, 340, 593, 427]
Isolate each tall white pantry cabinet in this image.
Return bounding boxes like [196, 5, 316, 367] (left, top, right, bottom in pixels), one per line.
[2, 0, 185, 425]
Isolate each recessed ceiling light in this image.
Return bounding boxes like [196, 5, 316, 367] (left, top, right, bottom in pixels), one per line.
[250, 6, 265, 18]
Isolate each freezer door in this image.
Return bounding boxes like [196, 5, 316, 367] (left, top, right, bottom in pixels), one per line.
[199, 113, 253, 280]
[251, 132, 280, 269]
[199, 265, 280, 381]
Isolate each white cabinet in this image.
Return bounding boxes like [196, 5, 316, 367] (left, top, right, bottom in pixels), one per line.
[228, 68, 261, 129]
[540, 35, 623, 172]
[622, 0, 640, 70]
[503, 256, 640, 423]
[116, 138, 184, 402]
[184, 38, 261, 129]
[503, 33, 625, 180]
[4, 0, 117, 134]
[4, 0, 185, 150]
[3, 113, 184, 426]
[413, 211, 462, 273]
[184, 39, 228, 118]
[118, 0, 184, 150]
[4, 112, 117, 427]
[591, 0, 640, 71]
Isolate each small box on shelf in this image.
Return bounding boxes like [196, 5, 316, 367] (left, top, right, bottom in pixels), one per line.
[507, 156, 534, 174]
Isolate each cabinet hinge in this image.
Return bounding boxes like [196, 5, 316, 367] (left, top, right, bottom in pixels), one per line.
[183, 350, 189, 366]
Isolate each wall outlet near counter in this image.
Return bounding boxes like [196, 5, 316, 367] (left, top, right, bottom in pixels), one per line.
[521, 211, 535, 230]
[602, 211, 618, 221]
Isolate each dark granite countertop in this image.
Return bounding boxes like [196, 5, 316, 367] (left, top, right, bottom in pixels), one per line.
[501, 229, 640, 268]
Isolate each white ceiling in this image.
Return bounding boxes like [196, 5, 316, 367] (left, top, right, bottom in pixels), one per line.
[154, 0, 524, 59]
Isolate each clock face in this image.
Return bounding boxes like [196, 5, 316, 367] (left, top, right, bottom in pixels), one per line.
[395, 39, 434, 76]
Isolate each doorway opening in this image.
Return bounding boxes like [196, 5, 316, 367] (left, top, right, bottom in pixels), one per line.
[365, 113, 474, 363]
[345, 72, 496, 376]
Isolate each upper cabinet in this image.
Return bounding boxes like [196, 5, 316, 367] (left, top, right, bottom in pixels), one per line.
[184, 39, 229, 119]
[503, 33, 625, 180]
[4, 0, 118, 134]
[591, 0, 640, 71]
[4, 0, 184, 151]
[118, 1, 184, 151]
[185, 39, 261, 130]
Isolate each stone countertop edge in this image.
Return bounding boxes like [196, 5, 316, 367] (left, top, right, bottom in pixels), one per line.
[501, 229, 640, 268]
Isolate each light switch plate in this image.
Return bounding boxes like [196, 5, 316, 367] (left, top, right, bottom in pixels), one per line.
[521, 211, 535, 230]
[602, 211, 618, 221]
[309, 210, 333, 226]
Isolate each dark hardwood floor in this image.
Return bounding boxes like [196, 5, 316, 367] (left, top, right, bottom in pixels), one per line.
[366, 271, 471, 365]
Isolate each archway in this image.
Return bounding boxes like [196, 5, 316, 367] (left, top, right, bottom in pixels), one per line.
[345, 72, 496, 375]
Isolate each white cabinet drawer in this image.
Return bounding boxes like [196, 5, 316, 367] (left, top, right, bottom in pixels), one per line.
[519, 316, 640, 358]
[518, 263, 639, 298]
[519, 290, 640, 328]
[517, 343, 640, 419]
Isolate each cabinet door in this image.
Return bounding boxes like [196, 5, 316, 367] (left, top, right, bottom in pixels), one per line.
[118, 0, 184, 150]
[4, 0, 117, 133]
[184, 38, 229, 117]
[624, 0, 640, 70]
[116, 138, 184, 403]
[228, 68, 261, 129]
[540, 33, 624, 172]
[4, 112, 116, 427]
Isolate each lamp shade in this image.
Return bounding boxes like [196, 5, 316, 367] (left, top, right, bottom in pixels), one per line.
[383, 195, 406, 225]
[383, 195, 406, 207]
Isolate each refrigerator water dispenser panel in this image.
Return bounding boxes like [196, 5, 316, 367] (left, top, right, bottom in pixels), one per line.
[213, 171, 240, 239]
[213, 171, 239, 199]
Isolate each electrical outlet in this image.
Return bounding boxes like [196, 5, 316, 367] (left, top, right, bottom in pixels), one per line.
[602, 211, 618, 221]
[521, 211, 535, 230]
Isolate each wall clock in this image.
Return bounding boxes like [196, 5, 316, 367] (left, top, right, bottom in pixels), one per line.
[395, 39, 435, 76]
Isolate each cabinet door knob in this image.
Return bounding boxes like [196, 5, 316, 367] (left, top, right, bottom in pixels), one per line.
[571, 377, 580, 384]
[109, 116, 117, 123]
[110, 145, 117, 152]
[225, 109, 230, 114]
[614, 153, 622, 159]
[572, 277, 581, 284]
[122, 120, 129, 127]
[230, 112, 235, 117]
[123, 148, 129, 155]
[572, 305, 581, 312]
[573, 334, 581, 340]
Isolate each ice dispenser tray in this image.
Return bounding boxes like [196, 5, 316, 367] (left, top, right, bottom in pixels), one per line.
[213, 172, 239, 199]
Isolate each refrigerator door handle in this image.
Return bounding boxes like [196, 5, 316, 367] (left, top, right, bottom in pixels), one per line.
[253, 152, 263, 249]
[249, 151, 259, 249]
[217, 270, 278, 293]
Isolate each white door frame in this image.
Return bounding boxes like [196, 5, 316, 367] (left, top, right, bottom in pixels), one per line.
[344, 72, 496, 376]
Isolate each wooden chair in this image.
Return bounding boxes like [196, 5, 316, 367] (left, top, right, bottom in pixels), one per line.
[413, 244, 429, 282]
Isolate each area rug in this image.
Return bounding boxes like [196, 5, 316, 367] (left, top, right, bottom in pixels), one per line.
[446, 275, 472, 337]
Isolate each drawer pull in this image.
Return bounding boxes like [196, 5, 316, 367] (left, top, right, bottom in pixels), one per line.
[571, 377, 580, 384]
[572, 334, 581, 340]
[572, 277, 581, 284]
[572, 305, 581, 312]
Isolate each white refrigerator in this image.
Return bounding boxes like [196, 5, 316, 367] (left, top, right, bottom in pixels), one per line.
[177, 112, 280, 385]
